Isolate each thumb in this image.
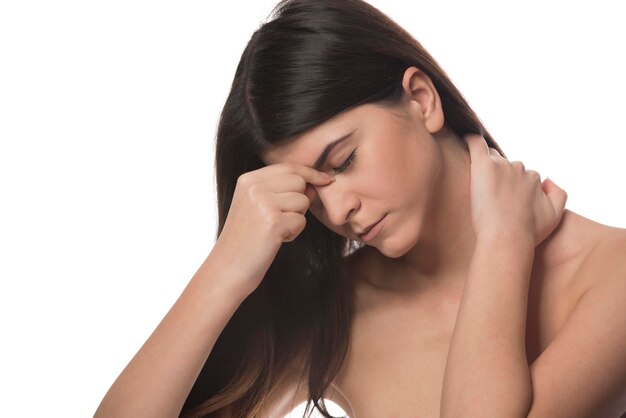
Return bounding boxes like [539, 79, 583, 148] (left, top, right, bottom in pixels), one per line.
[543, 177, 568, 216]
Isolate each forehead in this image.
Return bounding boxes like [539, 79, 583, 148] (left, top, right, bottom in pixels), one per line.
[259, 103, 382, 167]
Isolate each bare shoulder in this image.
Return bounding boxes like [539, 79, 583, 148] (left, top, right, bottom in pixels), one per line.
[576, 223, 626, 296]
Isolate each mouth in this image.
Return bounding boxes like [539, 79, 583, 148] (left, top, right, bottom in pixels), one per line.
[358, 224, 375, 238]
[357, 214, 386, 240]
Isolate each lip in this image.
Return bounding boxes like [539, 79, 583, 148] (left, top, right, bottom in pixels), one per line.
[358, 214, 387, 243]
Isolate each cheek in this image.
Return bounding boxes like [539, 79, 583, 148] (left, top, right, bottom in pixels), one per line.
[403, 146, 442, 206]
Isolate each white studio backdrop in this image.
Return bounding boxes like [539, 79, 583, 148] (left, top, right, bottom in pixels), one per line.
[0, 1, 624, 417]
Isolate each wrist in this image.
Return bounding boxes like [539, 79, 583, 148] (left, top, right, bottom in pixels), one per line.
[197, 252, 254, 304]
[470, 229, 536, 286]
[475, 227, 534, 249]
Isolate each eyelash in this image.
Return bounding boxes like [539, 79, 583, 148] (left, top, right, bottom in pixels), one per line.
[333, 149, 358, 174]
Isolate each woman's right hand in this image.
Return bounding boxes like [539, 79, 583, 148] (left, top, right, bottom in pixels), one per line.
[209, 162, 334, 298]
[464, 134, 568, 246]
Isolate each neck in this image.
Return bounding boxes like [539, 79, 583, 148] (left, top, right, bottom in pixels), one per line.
[394, 128, 476, 297]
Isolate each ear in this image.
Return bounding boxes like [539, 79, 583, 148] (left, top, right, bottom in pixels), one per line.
[401, 66, 445, 134]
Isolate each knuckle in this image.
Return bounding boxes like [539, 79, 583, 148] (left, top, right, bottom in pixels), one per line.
[283, 217, 305, 242]
[301, 195, 312, 209]
[237, 172, 252, 186]
[267, 211, 281, 228]
[528, 170, 540, 180]
[257, 199, 272, 218]
[294, 193, 306, 206]
[295, 214, 306, 229]
[246, 181, 263, 198]
[283, 228, 293, 242]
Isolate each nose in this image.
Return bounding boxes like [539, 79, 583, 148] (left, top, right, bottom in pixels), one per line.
[311, 178, 360, 227]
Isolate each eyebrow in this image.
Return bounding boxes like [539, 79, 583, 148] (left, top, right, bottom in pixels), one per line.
[312, 130, 355, 171]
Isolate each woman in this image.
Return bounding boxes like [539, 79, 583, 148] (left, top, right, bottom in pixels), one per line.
[94, 0, 626, 417]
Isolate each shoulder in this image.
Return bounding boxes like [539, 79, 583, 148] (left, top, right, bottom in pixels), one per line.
[541, 211, 626, 307]
[596, 226, 626, 263]
[525, 226, 626, 417]
[576, 225, 626, 296]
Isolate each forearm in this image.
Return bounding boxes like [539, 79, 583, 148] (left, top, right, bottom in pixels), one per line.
[94, 253, 248, 418]
[440, 231, 535, 418]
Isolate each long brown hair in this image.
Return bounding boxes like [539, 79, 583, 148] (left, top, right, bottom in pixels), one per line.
[180, 0, 504, 416]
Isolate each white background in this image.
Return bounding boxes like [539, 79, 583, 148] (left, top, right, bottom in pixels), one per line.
[1, 1, 624, 417]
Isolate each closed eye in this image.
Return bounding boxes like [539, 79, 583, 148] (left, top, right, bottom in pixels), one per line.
[333, 149, 357, 174]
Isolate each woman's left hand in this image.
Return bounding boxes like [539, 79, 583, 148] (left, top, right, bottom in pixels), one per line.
[464, 134, 568, 246]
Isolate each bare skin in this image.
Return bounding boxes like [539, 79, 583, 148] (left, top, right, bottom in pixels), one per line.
[260, 214, 625, 418]
[325, 212, 624, 417]
[258, 66, 626, 417]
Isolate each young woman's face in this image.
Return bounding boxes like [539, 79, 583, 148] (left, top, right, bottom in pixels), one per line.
[260, 68, 448, 257]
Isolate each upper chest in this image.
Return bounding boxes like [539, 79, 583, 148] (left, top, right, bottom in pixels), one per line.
[327, 232, 622, 418]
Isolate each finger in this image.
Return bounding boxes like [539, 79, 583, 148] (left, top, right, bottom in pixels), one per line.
[282, 212, 306, 242]
[275, 191, 312, 213]
[464, 134, 490, 162]
[292, 164, 335, 186]
[542, 177, 568, 216]
[527, 169, 541, 182]
[511, 160, 526, 172]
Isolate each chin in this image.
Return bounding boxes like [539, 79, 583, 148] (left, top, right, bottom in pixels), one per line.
[369, 234, 414, 259]
[376, 212, 423, 257]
